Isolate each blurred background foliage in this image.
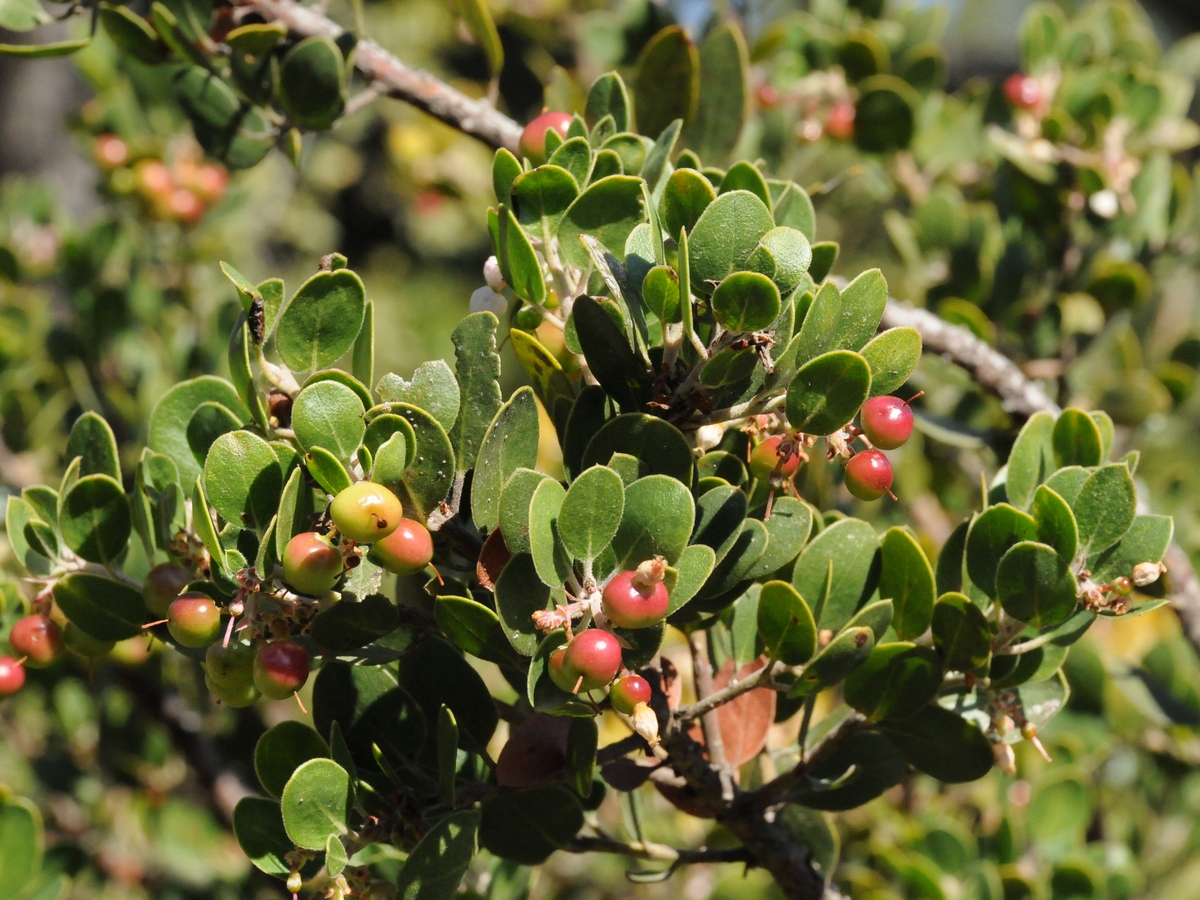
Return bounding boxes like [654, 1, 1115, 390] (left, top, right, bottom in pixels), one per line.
[5, 0, 1200, 896]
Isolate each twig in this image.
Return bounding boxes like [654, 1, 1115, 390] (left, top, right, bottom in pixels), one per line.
[566, 834, 752, 866]
[688, 630, 734, 802]
[674, 660, 783, 723]
[237, 0, 523, 152]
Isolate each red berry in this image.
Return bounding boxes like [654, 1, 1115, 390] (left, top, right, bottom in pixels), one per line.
[0, 656, 25, 696]
[602, 570, 668, 630]
[749, 434, 802, 482]
[193, 163, 229, 202]
[167, 187, 205, 224]
[756, 83, 781, 109]
[519, 111, 573, 165]
[609, 674, 651, 715]
[283, 532, 343, 595]
[9, 614, 64, 668]
[329, 482, 404, 544]
[93, 134, 129, 169]
[253, 640, 311, 700]
[1004, 73, 1041, 110]
[370, 518, 433, 575]
[844, 450, 893, 501]
[562, 629, 623, 693]
[548, 646, 576, 693]
[825, 100, 856, 141]
[167, 592, 223, 648]
[143, 562, 193, 616]
[135, 159, 173, 198]
[860, 396, 914, 450]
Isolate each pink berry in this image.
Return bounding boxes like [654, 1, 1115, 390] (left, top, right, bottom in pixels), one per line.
[562, 629, 623, 693]
[609, 674, 651, 715]
[749, 434, 802, 482]
[860, 396, 914, 450]
[282, 532, 343, 595]
[825, 100, 856, 140]
[844, 450, 893, 501]
[9, 614, 64, 668]
[1004, 73, 1041, 110]
[370, 518, 434, 575]
[253, 640, 311, 700]
[548, 646, 576, 693]
[167, 592, 223, 648]
[519, 111, 573, 165]
[0, 656, 25, 696]
[602, 570, 669, 630]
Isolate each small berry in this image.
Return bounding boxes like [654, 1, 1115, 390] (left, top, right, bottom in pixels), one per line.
[9, 614, 64, 668]
[860, 396, 914, 450]
[519, 111, 573, 165]
[602, 562, 669, 630]
[515, 304, 544, 330]
[205, 672, 261, 708]
[0, 656, 25, 697]
[548, 646, 576, 693]
[749, 434, 802, 483]
[1110, 576, 1133, 596]
[329, 482, 404, 544]
[369, 518, 434, 576]
[253, 640, 311, 700]
[609, 674, 652, 715]
[844, 449, 893, 501]
[1004, 73, 1041, 110]
[756, 83, 781, 109]
[142, 563, 193, 616]
[825, 100, 856, 141]
[167, 592, 223, 648]
[167, 187, 205, 224]
[63, 622, 115, 658]
[282, 532, 344, 595]
[205, 640, 256, 691]
[92, 134, 129, 169]
[561, 629, 623, 693]
[134, 158, 173, 198]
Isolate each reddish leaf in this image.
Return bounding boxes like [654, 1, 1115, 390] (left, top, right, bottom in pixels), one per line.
[495, 713, 570, 787]
[687, 657, 775, 773]
[476, 528, 511, 590]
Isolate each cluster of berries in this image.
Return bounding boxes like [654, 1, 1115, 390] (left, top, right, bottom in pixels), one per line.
[92, 134, 229, 226]
[749, 394, 916, 503]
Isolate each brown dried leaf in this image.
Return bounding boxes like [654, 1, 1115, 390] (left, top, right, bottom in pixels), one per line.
[495, 713, 570, 788]
[476, 528, 511, 591]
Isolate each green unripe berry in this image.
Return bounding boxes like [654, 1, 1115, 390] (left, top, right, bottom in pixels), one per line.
[167, 592, 223, 648]
[329, 481, 404, 544]
[369, 518, 434, 575]
[515, 304, 544, 330]
[205, 672, 261, 708]
[142, 563, 193, 616]
[204, 640, 256, 690]
[282, 532, 343, 595]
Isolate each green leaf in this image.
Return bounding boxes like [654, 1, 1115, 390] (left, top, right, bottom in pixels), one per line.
[313, 662, 426, 768]
[149, 376, 247, 486]
[878, 527, 935, 640]
[567, 717, 598, 798]
[558, 466, 624, 562]
[529, 479, 573, 588]
[255, 721, 330, 799]
[1052, 408, 1104, 468]
[785, 350, 872, 436]
[609, 475, 694, 570]
[472, 387, 540, 534]
[860, 327, 921, 396]
[586, 72, 631, 132]
[667, 544, 717, 614]
[276, 269, 366, 373]
[66, 412, 120, 481]
[557, 175, 647, 269]
[548, 138, 591, 188]
[0, 0, 50, 31]
[878, 705, 993, 782]
[684, 22, 748, 162]
[1044, 465, 1090, 505]
[375, 360, 461, 429]
[399, 636, 498, 752]
[452, 0, 502, 77]
[292, 381, 366, 461]
[480, 786, 583, 865]
[447, 312, 502, 473]
[53, 573, 146, 641]
[396, 810, 481, 900]
[965, 504, 1036, 597]
[789, 730, 905, 810]
[305, 446, 352, 496]
[280, 758, 351, 851]
[59, 475, 130, 565]
[581, 413, 693, 488]
[0, 37, 90, 57]
[792, 518, 879, 631]
[172, 66, 273, 168]
[697, 517, 769, 600]
[435, 595, 522, 666]
[512, 166, 578, 246]
[791, 626, 875, 696]
[497, 205, 545, 305]
[757, 580, 816, 665]
[710, 271, 780, 332]
[203, 431, 281, 530]
[1074, 464, 1136, 556]
[5, 496, 52, 576]
[192, 478, 227, 578]
[744, 496, 813, 579]
[755, 226, 811, 293]
[352, 300, 375, 389]
[931, 592, 991, 673]
[772, 181, 817, 240]
[687, 190, 774, 291]
[1006, 411, 1055, 510]
[936, 520, 968, 596]
[278, 36, 346, 130]
[853, 76, 917, 153]
[996, 541, 1078, 629]
[370, 433, 409, 490]
[844, 643, 942, 720]
[233, 798, 293, 877]
[0, 797, 42, 895]
[641, 265, 681, 324]
[634, 25, 698, 138]
[1032, 485, 1078, 562]
[495, 553, 552, 656]
[1088, 514, 1172, 583]
[658, 168, 715, 240]
[311, 593, 398, 652]
[499, 468, 551, 555]
[390, 404, 455, 520]
[228, 315, 269, 429]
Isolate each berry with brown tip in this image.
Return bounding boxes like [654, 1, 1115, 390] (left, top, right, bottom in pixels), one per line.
[9, 613, 64, 668]
[860, 395, 914, 450]
[329, 481, 404, 544]
[601, 560, 669, 630]
[749, 434, 802, 483]
[369, 518, 434, 575]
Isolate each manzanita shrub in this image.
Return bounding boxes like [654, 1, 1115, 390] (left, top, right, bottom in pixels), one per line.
[0, 47, 1177, 894]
